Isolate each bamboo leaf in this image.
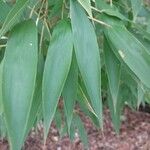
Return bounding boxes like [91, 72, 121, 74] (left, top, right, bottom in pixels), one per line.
[95, 0, 127, 20]
[0, 61, 3, 115]
[42, 20, 73, 140]
[24, 54, 44, 138]
[130, 0, 142, 21]
[71, 0, 103, 127]
[54, 109, 63, 135]
[2, 20, 38, 150]
[137, 83, 144, 108]
[62, 53, 78, 133]
[108, 87, 125, 133]
[104, 20, 150, 89]
[77, 86, 100, 127]
[74, 114, 89, 148]
[70, 0, 103, 128]
[104, 37, 121, 111]
[77, 0, 92, 17]
[0, 0, 29, 38]
[0, 1, 11, 25]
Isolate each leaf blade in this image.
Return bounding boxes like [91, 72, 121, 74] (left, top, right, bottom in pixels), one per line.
[104, 37, 121, 111]
[70, 0, 103, 127]
[0, 0, 29, 38]
[2, 20, 38, 150]
[104, 22, 150, 89]
[42, 20, 73, 140]
[77, 0, 92, 17]
[62, 53, 78, 133]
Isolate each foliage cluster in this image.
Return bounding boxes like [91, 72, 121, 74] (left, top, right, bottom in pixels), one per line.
[0, 0, 150, 149]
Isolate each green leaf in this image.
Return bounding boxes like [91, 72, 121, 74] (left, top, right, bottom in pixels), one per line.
[48, 0, 63, 18]
[130, 0, 142, 21]
[77, 85, 100, 127]
[132, 23, 150, 41]
[0, 115, 7, 139]
[25, 54, 44, 138]
[0, 1, 11, 25]
[104, 21, 150, 89]
[2, 20, 38, 150]
[120, 68, 138, 109]
[42, 20, 73, 140]
[62, 53, 78, 133]
[26, 84, 42, 133]
[70, 0, 102, 128]
[77, 0, 92, 17]
[108, 87, 125, 133]
[78, 85, 97, 117]
[54, 109, 63, 135]
[69, 117, 76, 141]
[95, 0, 127, 20]
[137, 82, 144, 108]
[0, 61, 3, 115]
[0, 0, 29, 38]
[74, 114, 89, 148]
[104, 37, 121, 111]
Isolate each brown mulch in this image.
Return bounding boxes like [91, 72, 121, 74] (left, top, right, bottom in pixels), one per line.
[0, 107, 150, 150]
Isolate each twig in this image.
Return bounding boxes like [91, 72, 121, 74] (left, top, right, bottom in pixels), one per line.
[36, 0, 46, 26]
[61, 0, 66, 19]
[44, 20, 51, 38]
[39, 23, 45, 53]
[29, 0, 40, 18]
[91, 6, 103, 13]
[88, 17, 111, 28]
[110, 0, 113, 7]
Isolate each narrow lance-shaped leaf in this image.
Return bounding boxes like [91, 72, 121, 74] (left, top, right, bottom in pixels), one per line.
[104, 19, 150, 89]
[107, 87, 125, 134]
[78, 85, 97, 117]
[77, 0, 92, 17]
[73, 114, 89, 149]
[42, 20, 73, 140]
[70, 0, 103, 128]
[54, 109, 63, 135]
[95, 0, 127, 21]
[2, 20, 38, 150]
[77, 85, 100, 127]
[62, 53, 78, 133]
[69, 119, 76, 141]
[0, 0, 29, 38]
[24, 54, 44, 138]
[0, 1, 11, 25]
[104, 37, 121, 111]
[137, 82, 144, 108]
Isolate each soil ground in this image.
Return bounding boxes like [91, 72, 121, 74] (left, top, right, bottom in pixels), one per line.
[0, 107, 149, 150]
